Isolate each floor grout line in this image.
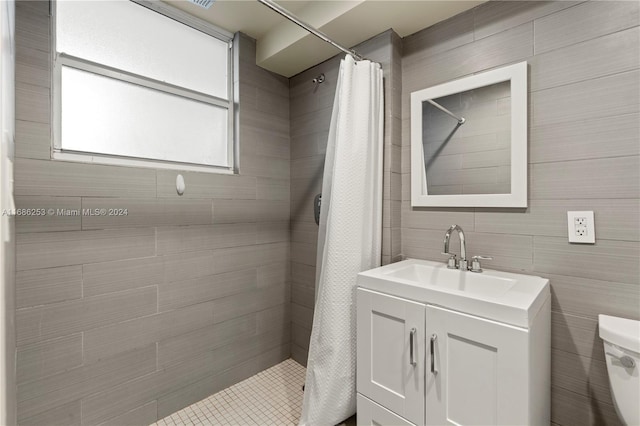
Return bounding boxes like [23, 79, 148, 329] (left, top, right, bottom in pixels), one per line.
[152, 359, 307, 426]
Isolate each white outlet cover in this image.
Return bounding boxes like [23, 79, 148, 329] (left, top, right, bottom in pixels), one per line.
[567, 211, 595, 244]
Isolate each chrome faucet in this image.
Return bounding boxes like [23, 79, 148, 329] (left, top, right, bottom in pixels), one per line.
[443, 224, 468, 270]
[442, 224, 494, 272]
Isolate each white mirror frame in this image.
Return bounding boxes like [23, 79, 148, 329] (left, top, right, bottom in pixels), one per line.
[410, 61, 528, 208]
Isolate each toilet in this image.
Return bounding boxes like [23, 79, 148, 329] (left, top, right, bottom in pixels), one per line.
[598, 315, 640, 425]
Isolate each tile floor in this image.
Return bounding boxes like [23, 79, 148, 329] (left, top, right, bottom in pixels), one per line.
[153, 359, 306, 426]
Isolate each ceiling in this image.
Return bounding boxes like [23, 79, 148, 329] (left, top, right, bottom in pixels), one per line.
[164, 0, 485, 77]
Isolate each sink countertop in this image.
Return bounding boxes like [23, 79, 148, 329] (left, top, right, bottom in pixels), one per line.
[357, 258, 549, 328]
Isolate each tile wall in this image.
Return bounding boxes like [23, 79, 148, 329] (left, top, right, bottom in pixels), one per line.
[13, 1, 291, 423]
[1, 0, 17, 424]
[401, 2, 639, 425]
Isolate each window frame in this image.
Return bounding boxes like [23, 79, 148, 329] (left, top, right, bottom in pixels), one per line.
[51, 0, 237, 174]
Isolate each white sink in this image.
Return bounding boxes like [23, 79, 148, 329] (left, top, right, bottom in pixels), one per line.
[384, 262, 517, 298]
[357, 259, 549, 327]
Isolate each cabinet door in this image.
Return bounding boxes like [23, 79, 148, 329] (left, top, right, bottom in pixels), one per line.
[425, 305, 529, 426]
[357, 394, 416, 426]
[357, 288, 425, 426]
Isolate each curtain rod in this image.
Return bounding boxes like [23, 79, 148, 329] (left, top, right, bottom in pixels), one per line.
[425, 99, 466, 124]
[256, 0, 365, 61]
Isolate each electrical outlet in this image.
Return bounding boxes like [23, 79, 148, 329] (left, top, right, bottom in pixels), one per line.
[567, 211, 595, 244]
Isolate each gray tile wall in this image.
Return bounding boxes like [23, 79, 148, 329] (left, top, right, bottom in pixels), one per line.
[13, 1, 290, 423]
[401, 2, 639, 425]
[3, 0, 17, 423]
[289, 30, 403, 365]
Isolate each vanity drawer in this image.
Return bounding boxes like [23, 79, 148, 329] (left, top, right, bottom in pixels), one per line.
[357, 394, 416, 426]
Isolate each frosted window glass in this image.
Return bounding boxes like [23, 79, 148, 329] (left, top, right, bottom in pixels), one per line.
[56, 0, 228, 99]
[61, 66, 228, 167]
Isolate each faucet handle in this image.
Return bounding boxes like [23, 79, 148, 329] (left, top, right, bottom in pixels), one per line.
[470, 255, 493, 273]
[442, 252, 458, 269]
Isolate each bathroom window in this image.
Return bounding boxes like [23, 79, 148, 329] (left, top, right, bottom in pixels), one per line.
[52, 0, 235, 172]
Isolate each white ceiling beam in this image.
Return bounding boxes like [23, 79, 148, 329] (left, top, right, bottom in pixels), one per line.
[163, 0, 485, 78]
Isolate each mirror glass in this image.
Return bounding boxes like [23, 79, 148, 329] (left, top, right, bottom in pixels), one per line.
[422, 81, 511, 196]
[411, 62, 527, 208]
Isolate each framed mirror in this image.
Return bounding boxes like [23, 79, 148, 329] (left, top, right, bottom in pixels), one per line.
[410, 62, 527, 208]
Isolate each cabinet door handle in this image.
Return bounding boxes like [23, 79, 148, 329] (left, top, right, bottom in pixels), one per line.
[430, 334, 438, 375]
[409, 328, 417, 366]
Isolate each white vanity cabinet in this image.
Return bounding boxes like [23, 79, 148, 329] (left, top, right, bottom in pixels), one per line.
[356, 284, 550, 426]
[425, 304, 540, 425]
[356, 289, 426, 425]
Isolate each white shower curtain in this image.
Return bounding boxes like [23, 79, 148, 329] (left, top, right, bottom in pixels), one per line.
[299, 55, 384, 426]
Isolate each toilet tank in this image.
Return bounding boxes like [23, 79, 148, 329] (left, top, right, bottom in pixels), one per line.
[598, 315, 640, 426]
